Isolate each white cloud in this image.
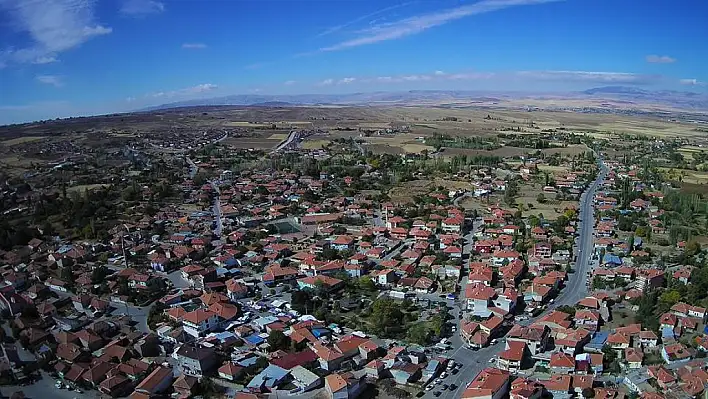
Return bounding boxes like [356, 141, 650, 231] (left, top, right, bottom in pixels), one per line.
[182, 43, 207, 49]
[149, 83, 219, 98]
[646, 55, 676, 64]
[515, 70, 658, 85]
[319, 0, 561, 51]
[284, 80, 296, 86]
[679, 79, 705, 86]
[311, 69, 657, 87]
[120, 0, 165, 16]
[36, 75, 63, 87]
[32, 56, 58, 64]
[317, 1, 415, 37]
[0, 0, 112, 66]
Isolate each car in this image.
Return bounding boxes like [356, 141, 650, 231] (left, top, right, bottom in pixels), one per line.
[443, 384, 450, 390]
[425, 385, 434, 391]
[416, 392, 425, 398]
[434, 391, 442, 397]
[488, 358, 495, 363]
[55, 382, 63, 389]
[450, 384, 457, 390]
[441, 372, 448, 378]
[451, 368, 459, 375]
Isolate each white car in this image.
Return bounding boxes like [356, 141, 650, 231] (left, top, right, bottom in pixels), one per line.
[489, 358, 496, 363]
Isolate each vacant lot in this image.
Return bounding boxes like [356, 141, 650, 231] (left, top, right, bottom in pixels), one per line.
[302, 139, 331, 150]
[366, 144, 404, 155]
[510, 184, 577, 219]
[541, 144, 590, 156]
[388, 178, 471, 204]
[360, 134, 434, 154]
[225, 121, 270, 127]
[67, 184, 110, 193]
[223, 137, 281, 149]
[267, 133, 289, 140]
[440, 146, 530, 158]
[659, 167, 708, 185]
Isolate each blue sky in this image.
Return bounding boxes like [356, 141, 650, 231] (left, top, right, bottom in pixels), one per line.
[0, 0, 707, 124]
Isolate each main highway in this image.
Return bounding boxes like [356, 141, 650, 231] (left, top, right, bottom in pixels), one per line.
[445, 158, 607, 398]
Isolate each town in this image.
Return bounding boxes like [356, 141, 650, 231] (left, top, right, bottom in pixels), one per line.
[1, 106, 708, 399]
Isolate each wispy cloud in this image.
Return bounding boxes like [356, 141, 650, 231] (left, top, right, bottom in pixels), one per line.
[182, 43, 207, 49]
[646, 55, 676, 64]
[36, 75, 64, 87]
[315, 70, 494, 85]
[284, 80, 297, 86]
[0, 0, 112, 66]
[679, 79, 705, 86]
[120, 0, 165, 16]
[32, 56, 58, 64]
[319, 0, 561, 52]
[317, 1, 415, 37]
[150, 83, 219, 98]
[308, 69, 658, 87]
[515, 70, 659, 85]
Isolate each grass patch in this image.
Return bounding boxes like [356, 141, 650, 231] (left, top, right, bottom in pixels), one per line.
[2, 136, 46, 145]
[302, 139, 331, 150]
[67, 184, 110, 193]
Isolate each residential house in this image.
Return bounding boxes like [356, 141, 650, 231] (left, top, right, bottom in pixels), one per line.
[176, 344, 217, 376]
[461, 367, 510, 399]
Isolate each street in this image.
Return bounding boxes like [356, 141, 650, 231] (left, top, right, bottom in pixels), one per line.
[444, 158, 607, 398]
[2, 372, 100, 399]
[210, 180, 223, 238]
[271, 131, 299, 153]
[548, 157, 607, 310]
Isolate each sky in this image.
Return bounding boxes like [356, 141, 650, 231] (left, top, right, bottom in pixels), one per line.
[0, 0, 707, 124]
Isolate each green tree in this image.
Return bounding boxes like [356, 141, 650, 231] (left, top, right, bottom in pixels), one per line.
[358, 276, 376, 292]
[267, 330, 291, 352]
[368, 298, 404, 336]
[91, 265, 108, 284]
[406, 322, 430, 345]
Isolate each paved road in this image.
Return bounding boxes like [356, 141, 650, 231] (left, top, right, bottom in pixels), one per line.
[444, 159, 607, 398]
[3, 372, 100, 399]
[210, 180, 223, 237]
[549, 158, 607, 309]
[186, 157, 198, 179]
[272, 131, 299, 153]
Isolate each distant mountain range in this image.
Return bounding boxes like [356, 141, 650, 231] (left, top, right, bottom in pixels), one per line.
[141, 86, 708, 113]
